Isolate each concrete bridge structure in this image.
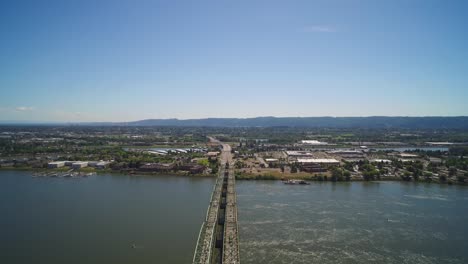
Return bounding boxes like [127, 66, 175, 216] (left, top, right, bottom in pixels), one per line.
[193, 139, 240, 264]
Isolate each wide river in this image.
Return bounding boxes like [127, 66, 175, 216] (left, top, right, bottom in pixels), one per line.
[2, 171, 468, 264]
[0, 170, 214, 264]
[237, 181, 468, 264]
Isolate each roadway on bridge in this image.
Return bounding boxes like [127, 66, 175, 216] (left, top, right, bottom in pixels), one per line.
[193, 138, 239, 264]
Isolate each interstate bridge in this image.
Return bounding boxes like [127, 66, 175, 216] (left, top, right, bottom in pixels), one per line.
[193, 140, 240, 264]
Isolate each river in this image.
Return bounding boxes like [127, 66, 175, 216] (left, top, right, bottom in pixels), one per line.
[2, 171, 468, 264]
[0, 170, 214, 264]
[237, 181, 468, 264]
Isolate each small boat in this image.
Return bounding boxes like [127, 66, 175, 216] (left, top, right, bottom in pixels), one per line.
[283, 179, 310, 185]
[283, 179, 293, 184]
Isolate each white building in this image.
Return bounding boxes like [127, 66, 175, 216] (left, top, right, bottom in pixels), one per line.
[96, 161, 110, 169]
[398, 153, 419, 158]
[88, 161, 99, 167]
[297, 158, 340, 165]
[301, 140, 328, 145]
[285, 151, 314, 157]
[72, 162, 88, 169]
[371, 159, 392, 164]
[48, 161, 65, 168]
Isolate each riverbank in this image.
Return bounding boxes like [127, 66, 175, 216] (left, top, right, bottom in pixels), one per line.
[2, 167, 464, 185]
[235, 172, 467, 186]
[0, 167, 216, 178]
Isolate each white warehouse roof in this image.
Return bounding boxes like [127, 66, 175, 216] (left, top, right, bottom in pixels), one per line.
[301, 140, 328, 145]
[297, 158, 339, 164]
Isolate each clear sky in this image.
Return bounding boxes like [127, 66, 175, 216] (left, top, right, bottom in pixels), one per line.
[1, 0, 467, 122]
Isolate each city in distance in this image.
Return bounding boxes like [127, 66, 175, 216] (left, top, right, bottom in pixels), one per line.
[1, 0, 468, 263]
[2, 121, 468, 263]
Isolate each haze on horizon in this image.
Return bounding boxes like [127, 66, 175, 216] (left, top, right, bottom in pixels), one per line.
[1, 0, 467, 122]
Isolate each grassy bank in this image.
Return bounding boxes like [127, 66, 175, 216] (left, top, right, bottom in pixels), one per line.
[235, 172, 466, 185]
[0, 166, 216, 178]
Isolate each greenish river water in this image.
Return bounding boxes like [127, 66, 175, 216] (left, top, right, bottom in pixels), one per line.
[0, 171, 214, 264]
[237, 181, 468, 264]
[2, 171, 468, 264]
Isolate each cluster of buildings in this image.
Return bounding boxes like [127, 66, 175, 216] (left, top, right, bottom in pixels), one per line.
[285, 151, 340, 165]
[0, 156, 51, 168]
[48, 161, 111, 169]
[139, 162, 206, 174]
[144, 147, 208, 156]
[327, 149, 367, 162]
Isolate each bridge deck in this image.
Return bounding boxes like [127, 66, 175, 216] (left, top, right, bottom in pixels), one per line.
[222, 173, 240, 264]
[193, 143, 240, 264]
[193, 169, 224, 264]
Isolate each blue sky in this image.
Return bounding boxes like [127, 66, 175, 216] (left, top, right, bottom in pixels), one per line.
[1, 0, 467, 122]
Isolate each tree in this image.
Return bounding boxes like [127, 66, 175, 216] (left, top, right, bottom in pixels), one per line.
[428, 163, 439, 173]
[363, 169, 379, 181]
[401, 171, 412, 181]
[343, 162, 354, 171]
[344, 170, 351, 181]
[439, 175, 447, 183]
[234, 160, 244, 169]
[291, 164, 298, 173]
[449, 167, 457, 177]
[424, 172, 433, 182]
[377, 162, 384, 170]
[331, 168, 345, 182]
[413, 169, 421, 181]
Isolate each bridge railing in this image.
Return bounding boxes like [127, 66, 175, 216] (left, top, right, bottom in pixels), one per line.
[193, 168, 224, 264]
[222, 172, 240, 264]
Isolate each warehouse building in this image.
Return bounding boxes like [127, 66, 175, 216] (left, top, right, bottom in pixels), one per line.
[48, 161, 65, 168]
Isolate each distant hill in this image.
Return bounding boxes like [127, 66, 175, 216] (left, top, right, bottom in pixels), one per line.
[116, 116, 468, 129]
[3, 116, 467, 129]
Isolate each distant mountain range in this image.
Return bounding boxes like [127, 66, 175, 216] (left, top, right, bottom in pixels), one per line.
[113, 116, 468, 129]
[2, 116, 468, 129]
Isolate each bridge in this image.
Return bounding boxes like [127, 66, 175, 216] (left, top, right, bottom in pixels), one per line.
[193, 140, 240, 264]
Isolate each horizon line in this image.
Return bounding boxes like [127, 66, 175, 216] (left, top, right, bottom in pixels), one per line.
[1, 115, 468, 125]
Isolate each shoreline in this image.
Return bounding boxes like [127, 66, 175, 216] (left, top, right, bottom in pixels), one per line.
[0, 167, 216, 178]
[1, 167, 465, 186]
[234, 172, 467, 186]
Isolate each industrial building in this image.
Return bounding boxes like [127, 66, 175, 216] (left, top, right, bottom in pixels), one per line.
[72, 162, 88, 169]
[301, 140, 328, 145]
[140, 163, 175, 172]
[328, 149, 366, 161]
[178, 163, 206, 174]
[296, 158, 340, 165]
[370, 159, 392, 164]
[88, 161, 111, 169]
[285, 151, 314, 158]
[48, 161, 65, 168]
